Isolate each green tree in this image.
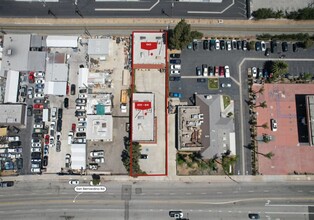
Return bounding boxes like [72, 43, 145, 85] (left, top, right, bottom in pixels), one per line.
[252, 8, 277, 19]
[302, 72, 312, 81]
[272, 61, 288, 79]
[303, 39, 313, 49]
[121, 138, 145, 175]
[169, 19, 203, 49]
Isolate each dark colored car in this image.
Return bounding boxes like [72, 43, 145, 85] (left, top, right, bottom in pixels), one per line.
[27, 105, 33, 117]
[271, 40, 277, 53]
[79, 88, 87, 93]
[237, 41, 242, 50]
[58, 108, 63, 119]
[293, 43, 298, 52]
[242, 40, 248, 50]
[209, 39, 215, 50]
[197, 78, 206, 83]
[56, 141, 61, 152]
[193, 41, 198, 50]
[33, 98, 44, 104]
[170, 53, 180, 59]
[32, 133, 42, 138]
[71, 84, 76, 95]
[208, 66, 214, 76]
[140, 154, 148, 159]
[220, 40, 225, 50]
[203, 40, 209, 50]
[16, 158, 23, 170]
[57, 120, 62, 132]
[31, 152, 41, 159]
[43, 156, 48, 167]
[0, 181, 14, 187]
[169, 59, 181, 64]
[248, 213, 260, 219]
[169, 76, 181, 81]
[64, 98, 69, 108]
[282, 42, 288, 52]
[34, 118, 43, 123]
[76, 132, 86, 137]
[255, 41, 261, 51]
[75, 111, 86, 117]
[265, 48, 270, 56]
[8, 141, 21, 147]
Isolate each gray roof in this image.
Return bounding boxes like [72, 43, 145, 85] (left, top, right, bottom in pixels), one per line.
[88, 38, 109, 55]
[30, 35, 44, 48]
[1, 34, 31, 76]
[196, 94, 235, 159]
[28, 51, 46, 72]
[0, 104, 26, 126]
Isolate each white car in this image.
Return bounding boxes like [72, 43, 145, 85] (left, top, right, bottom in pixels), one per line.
[226, 41, 232, 51]
[78, 94, 87, 99]
[76, 105, 85, 110]
[170, 70, 180, 75]
[170, 65, 181, 70]
[31, 147, 41, 153]
[252, 67, 257, 78]
[261, 41, 266, 51]
[90, 150, 104, 157]
[68, 132, 73, 145]
[32, 143, 41, 148]
[50, 121, 55, 130]
[6, 136, 20, 142]
[34, 93, 44, 98]
[224, 66, 230, 78]
[93, 157, 105, 163]
[78, 118, 86, 122]
[33, 124, 43, 129]
[78, 122, 87, 127]
[34, 72, 45, 78]
[215, 40, 220, 50]
[35, 79, 45, 84]
[69, 180, 80, 185]
[221, 83, 231, 88]
[271, 119, 278, 131]
[31, 168, 41, 173]
[77, 127, 86, 132]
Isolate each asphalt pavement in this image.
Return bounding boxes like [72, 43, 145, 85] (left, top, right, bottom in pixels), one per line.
[0, 0, 247, 19]
[169, 40, 314, 175]
[0, 180, 313, 219]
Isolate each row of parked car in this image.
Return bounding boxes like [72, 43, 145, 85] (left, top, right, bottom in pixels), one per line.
[30, 71, 48, 174]
[190, 39, 299, 55]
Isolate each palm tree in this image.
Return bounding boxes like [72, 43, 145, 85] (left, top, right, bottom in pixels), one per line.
[256, 122, 269, 129]
[255, 101, 267, 108]
[272, 60, 288, 79]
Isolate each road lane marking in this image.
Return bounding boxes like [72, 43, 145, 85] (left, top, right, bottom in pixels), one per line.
[266, 204, 312, 207]
[263, 190, 269, 193]
[201, 192, 207, 195]
[95, 0, 159, 11]
[217, 192, 222, 194]
[248, 191, 254, 193]
[188, 0, 234, 14]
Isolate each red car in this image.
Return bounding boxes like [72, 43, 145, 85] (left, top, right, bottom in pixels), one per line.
[219, 66, 225, 77]
[33, 104, 44, 109]
[29, 72, 35, 83]
[66, 83, 70, 95]
[45, 135, 50, 144]
[71, 123, 76, 132]
[214, 66, 219, 77]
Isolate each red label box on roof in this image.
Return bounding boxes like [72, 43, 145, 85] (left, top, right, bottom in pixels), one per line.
[141, 42, 157, 51]
[135, 102, 151, 110]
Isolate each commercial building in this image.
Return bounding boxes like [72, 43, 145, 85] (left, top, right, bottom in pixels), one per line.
[132, 93, 155, 142]
[71, 143, 86, 170]
[0, 104, 26, 126]
[46, 35, 78, 48]
[306, 95, 314, 146]
[4, 70, 19, 103]
[86, 115, 113, 141]
[88, 38, 110, 56]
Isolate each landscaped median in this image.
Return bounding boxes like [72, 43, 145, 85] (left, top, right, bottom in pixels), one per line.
[208, 78, 219, 90]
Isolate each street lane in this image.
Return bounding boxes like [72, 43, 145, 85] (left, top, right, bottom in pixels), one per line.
[0, 181, 313, 219]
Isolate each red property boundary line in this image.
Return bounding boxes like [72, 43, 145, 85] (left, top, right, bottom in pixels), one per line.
[130, 30, 168, 177]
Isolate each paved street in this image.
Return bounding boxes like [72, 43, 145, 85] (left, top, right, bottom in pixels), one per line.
[0, 0, 247, 19]
[0, 180, 314, 219]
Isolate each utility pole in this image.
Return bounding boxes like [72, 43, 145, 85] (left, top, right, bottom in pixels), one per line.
[48, 9, 57, 18]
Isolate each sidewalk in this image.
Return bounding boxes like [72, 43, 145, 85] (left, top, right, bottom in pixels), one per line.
[2, 173, 314, 183]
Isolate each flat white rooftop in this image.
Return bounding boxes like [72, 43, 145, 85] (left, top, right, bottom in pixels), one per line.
[132, 32, 166, 69]
[132, 93, 155, 142]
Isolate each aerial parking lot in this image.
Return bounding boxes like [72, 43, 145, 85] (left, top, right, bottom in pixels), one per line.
[169, 37, 314, 174]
